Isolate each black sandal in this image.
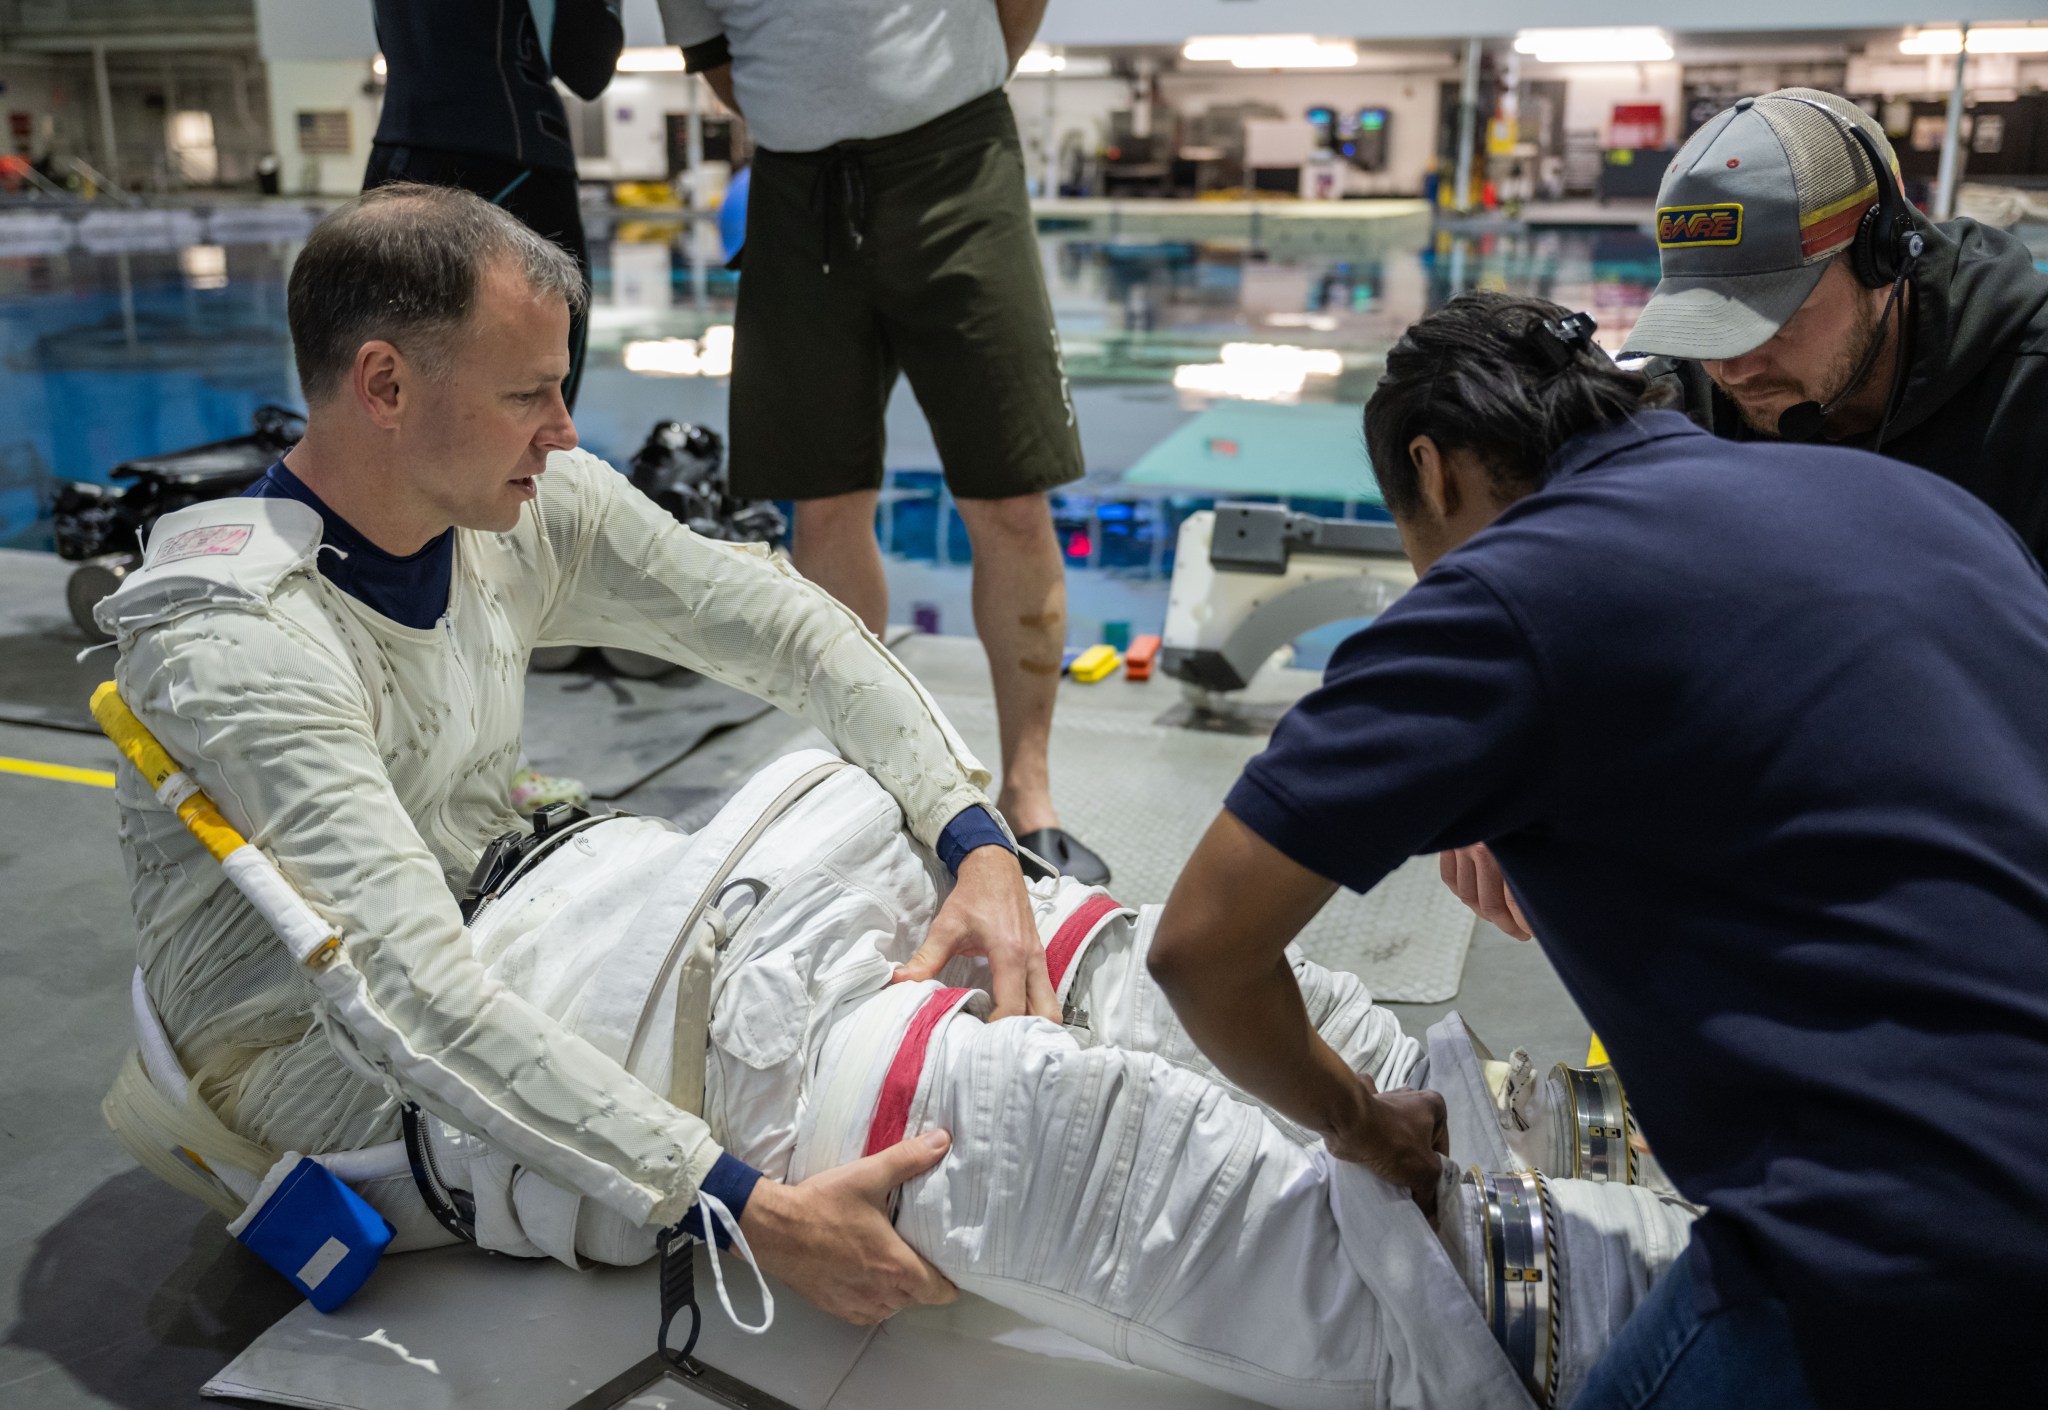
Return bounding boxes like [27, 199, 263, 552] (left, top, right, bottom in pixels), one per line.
[1014, 827, 1112, 887]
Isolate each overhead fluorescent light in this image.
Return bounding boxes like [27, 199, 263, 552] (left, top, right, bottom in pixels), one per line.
[1900, 27, 2048, 55]
[1183, 35, 1359, 70]
[1017, 47, 1064, 74]
[1513, 28, 1674, 64]
[616, 47, 689, 72]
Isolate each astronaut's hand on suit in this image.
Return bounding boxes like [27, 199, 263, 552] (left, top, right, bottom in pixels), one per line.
[738, 1129, 961, 1324]
[893, 846, 1059, 1022]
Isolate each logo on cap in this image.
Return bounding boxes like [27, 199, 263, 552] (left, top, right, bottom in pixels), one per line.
[1656, 203, 1743, 248]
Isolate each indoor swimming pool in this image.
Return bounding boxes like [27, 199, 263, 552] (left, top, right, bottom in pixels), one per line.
[0, 212, 1666, 656]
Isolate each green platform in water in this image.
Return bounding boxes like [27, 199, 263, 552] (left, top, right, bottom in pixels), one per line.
[1124, 401, 1383, 503]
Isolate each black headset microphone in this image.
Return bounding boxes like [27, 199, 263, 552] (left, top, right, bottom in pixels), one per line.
[1773, 100, 1926, 448]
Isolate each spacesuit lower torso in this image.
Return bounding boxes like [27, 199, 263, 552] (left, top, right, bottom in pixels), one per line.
[437, 750, 1690, 1410]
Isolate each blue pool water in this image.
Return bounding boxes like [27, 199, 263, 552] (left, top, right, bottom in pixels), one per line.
[0, 215, 1669, 661]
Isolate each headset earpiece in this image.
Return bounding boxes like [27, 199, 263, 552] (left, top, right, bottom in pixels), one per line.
[1852, 201, 1898, 288]
[1842, 120, 1913, 289]
[1780, 95, 1918, 290]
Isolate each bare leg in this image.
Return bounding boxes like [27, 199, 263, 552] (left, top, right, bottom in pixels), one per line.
[791, 489, 887, 635]
[953, 492, 1065, 834]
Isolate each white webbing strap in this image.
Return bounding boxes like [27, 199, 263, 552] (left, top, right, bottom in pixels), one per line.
[627, 758, 850, 1104]
[695, 1191, 775, 1335]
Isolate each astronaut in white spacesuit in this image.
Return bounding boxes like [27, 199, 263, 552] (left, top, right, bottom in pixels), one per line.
[97, 182, 1061, 1326]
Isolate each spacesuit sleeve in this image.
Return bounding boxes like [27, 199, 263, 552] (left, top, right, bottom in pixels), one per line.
[120, 603, 726, 1228]
[531, 451, 994, 849]
[1225, 564, 1558, 896]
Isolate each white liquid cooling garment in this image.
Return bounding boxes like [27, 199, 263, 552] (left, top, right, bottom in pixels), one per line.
[96, 449, 993, 1230]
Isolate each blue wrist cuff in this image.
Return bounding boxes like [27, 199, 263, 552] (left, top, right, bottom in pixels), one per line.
[678, 1152, 763, 1249]
[936, 804, 1014, 876]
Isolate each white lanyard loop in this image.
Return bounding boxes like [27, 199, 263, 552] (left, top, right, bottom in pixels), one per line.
[695, 1190, 775, 1335]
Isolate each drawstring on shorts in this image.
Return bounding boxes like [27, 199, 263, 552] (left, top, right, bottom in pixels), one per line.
[809, 152, 869, 275]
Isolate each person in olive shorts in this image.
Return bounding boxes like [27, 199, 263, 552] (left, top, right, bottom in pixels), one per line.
[658, 0, 1109, 885]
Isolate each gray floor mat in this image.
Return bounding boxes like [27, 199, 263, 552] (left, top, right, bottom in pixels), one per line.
[517, 664, 775, 800]
[0, 550, 775, 793]
[0, 550, 111, 732]
[912, 652, 1475, 1004]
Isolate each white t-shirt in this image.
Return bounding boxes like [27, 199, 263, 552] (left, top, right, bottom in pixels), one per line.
[657, 0, 1009, 152]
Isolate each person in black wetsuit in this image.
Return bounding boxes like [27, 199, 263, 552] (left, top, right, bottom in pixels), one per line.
[368, 0, 624, 412]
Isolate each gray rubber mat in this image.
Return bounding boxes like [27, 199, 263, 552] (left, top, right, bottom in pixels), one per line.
[927, 689, 1476, 1004]
[0, 550, 774, 794]
[0, 551, 110, 733]
[520, 664, 775, 800]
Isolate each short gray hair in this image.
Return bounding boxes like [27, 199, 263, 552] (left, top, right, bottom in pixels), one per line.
[287, 183, 586, 404]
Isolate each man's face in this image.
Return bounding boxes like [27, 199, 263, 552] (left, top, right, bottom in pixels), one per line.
[1698, 257, 1883, 436]
[400, 259, 577, 532]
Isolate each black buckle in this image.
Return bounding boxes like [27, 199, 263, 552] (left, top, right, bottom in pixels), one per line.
[460, 801, 592, 922]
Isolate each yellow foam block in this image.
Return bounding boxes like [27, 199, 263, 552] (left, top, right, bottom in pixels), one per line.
[1068, 644, 1122, 683]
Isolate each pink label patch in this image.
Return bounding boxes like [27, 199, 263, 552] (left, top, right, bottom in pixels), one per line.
[153, 524, 253, 564]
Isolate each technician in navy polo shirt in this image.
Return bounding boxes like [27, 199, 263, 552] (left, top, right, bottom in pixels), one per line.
[1148, 291, 2048, 1409]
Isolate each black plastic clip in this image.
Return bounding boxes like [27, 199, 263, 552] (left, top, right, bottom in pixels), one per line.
[1527, 310, 1598, 371]
[657, 1225, 703, 1370]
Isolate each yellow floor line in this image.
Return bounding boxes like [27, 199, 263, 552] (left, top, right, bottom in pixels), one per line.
[0, 756, 116, 788]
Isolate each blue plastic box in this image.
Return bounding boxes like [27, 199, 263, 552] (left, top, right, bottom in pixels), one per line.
[234, 1156, 394, 1312]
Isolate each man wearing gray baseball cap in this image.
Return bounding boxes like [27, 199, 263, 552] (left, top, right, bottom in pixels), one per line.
[1625, 88, 2048, 559]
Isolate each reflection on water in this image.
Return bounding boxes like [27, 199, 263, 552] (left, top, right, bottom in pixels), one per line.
[0, 215, 1663, 649]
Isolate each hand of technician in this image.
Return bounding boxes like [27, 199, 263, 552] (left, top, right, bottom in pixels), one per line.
[893, 846, 1059, 1021]
[1328, 1086, 1452, 1218]
[737, 1130, 960, 1324]
[1440, 842, 1533, 940]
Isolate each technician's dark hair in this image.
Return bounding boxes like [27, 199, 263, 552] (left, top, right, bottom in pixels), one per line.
[287, 183, 586, 406]
[1363, 291, 1669, 519]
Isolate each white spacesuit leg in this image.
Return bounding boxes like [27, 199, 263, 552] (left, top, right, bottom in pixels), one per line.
[796, 980, 1391, 1410]
[1052, 887, 1422, 1109]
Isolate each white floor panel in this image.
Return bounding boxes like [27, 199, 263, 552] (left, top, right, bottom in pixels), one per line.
[204, 1246, 1264, 1410]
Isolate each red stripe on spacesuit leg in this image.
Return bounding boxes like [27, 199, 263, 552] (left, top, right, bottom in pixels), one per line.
[863, 987, 974, 1157]
[1043, 893, 1123, 990]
